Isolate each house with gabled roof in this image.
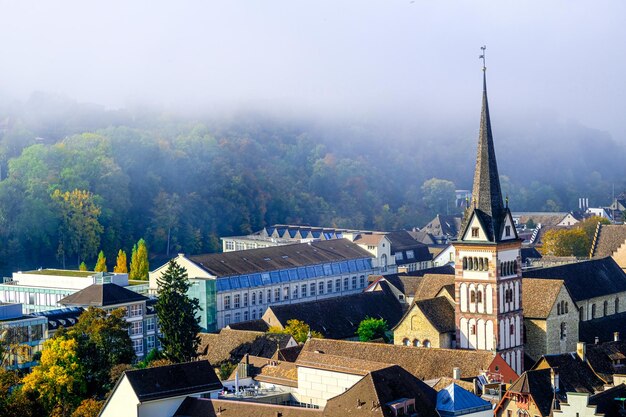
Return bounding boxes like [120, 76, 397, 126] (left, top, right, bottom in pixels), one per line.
[301, 338, 518, 384]
[59, 283, 155, 358]
[590, 224, 626, 270]
[523, 257, 626, 323]
[392, 296, 456, 348]
[262, 282, 403, 340]
[494, 368, 562, 417]
[99, 360, 223, 417]
[522, 278, 578, 362]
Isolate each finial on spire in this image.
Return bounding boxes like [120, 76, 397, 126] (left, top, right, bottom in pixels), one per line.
[505, 195, 509, 208]
[479, 45, 487, 72]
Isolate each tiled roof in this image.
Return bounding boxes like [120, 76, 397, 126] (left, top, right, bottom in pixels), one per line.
[386, 230, 429, 251]
[412, 264, 455, 277]
[226, 319, 270, 332]
[521, 279, 565, 319]
[230, 355, 298, 388]
[353, 233, 385, 246]
[513, 213, 569, 228]
[124, 360, 222, 402]
[507, 369, 557, 417]
[584, 340, 626, 383]
[523, 257, 626, 302]
[534, 353, 606, 393]
[273, 344, 303, 362]
[173, 398, 321, 417]
[58, 283, 147, 307]
[422, 215, 462, 238]
[265, 286, 403, 340]
[302, 339, 497, 381]
[416, 296, 455, 333]
[197, 329, 291, 365]
[588, 383, 626, 417]
[189, 239, 373, 277]
[322, 365, 439, 417]
[591, 224, 626, 258]
[521, 247, 542, 262]
[426, 377, 476, 393]
[296, 350, 389, 376]
[409, 230, 437, 245]
[579, 312, 626, 344]
[413, 274, 455, 301]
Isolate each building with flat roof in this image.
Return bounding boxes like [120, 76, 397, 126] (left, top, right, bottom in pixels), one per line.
[0, 303, 47, 369]
[150, 239, 375, 331]
[0, 269, 147, 314]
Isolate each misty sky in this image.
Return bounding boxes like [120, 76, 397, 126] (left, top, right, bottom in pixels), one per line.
[1, 1, 625, 138]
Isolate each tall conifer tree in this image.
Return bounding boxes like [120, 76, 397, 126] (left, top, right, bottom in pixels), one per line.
[94, 250, 107, 272]
[129, 239, 149, 280]
[155, 260, 200, 363]
[113, 249, 128, 273]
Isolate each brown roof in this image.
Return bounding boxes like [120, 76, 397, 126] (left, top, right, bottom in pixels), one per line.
[273, 344, 303, 362]
[189, 239, 372, 277]
[322, 365, 438, 417]
[427, 377, 476, 393]
[174, 398, 321, 417]
[591, 224, 626, 258]
[265, 286, 403, 340]
[353, 233, 385, 246]
[296, 351, 389, 376]
[514, 213, 569, 228]
[301, 339, 497, 381]
[197, 329, 292, 365]
[413, 274, 455, 301]
[415, 296, 455, 333]
[230, 355, 298, 388]
[521, 279, 565, 319]
[226, 319, 270, 332]
[174, 366, 439, 417]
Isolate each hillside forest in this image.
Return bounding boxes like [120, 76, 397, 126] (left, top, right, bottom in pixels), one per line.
[0, 94, 624, 275]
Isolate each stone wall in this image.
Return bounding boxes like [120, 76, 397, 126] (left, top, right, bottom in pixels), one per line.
[392, 304, 450, 348]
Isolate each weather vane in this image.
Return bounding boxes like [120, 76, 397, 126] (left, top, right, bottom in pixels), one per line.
[479, 45, 486, 71]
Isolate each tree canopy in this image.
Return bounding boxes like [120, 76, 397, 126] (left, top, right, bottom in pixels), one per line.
[269, 319, 323, 343]
[356, 317, 390, 342]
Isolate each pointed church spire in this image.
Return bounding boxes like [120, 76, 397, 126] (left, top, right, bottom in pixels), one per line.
[471, 46, 504, 219]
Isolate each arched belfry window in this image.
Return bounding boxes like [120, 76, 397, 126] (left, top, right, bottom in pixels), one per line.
[463, 257, 468, 270]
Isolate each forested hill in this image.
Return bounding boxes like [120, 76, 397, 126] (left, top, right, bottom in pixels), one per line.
[0, 94, 624, 274]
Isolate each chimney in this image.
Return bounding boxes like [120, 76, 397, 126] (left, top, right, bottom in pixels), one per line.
[453, 367, 461, 380]
[577, 342, 587, 362]
[550, 368, 559, 393]
[615, 332, 621, 342]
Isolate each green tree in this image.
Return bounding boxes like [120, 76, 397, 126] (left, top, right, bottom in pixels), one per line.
[64, 307, 134, 397]
[357, 317, 389, 342]
[268, 319, 323, 343]
[79, 262, 87, 271]
[541, 228, 589, 257]
[156, 260, 201, 362]
[22, 336, 86, 416]
[94, 251, 106, 272]
[129, 239, 149, 280]
[51, 189, 103, 268]
[113, 249, 127, 273]
[150, 192, 182, 256]
[71, 399, 103, 417]
[421, 178, 456, 216]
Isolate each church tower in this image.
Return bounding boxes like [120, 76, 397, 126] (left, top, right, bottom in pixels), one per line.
[455, 51, 523, 375]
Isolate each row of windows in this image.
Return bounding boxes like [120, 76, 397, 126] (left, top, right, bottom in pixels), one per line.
[556, 301, 569, 315]
[500, 261, 518, 277]
[581, 298, 620, 320]
[402, 338, 431, 348]
[215, 259, 372, 291]
[462, 257, 489, 271]
[132, 335, 162, 355]
[128, 317, 157, 336]
[223, 276, 366, 310]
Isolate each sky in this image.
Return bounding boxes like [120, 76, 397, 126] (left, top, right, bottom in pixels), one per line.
[0, 1, 625, 139]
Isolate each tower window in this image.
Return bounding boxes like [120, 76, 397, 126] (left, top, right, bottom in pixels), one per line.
[560, 322, 567, 340]
[471, 227, 479, 238]
[470, 290, 476, 303]
[477, 290, 483, 304]
[505, 225, 511, 237]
